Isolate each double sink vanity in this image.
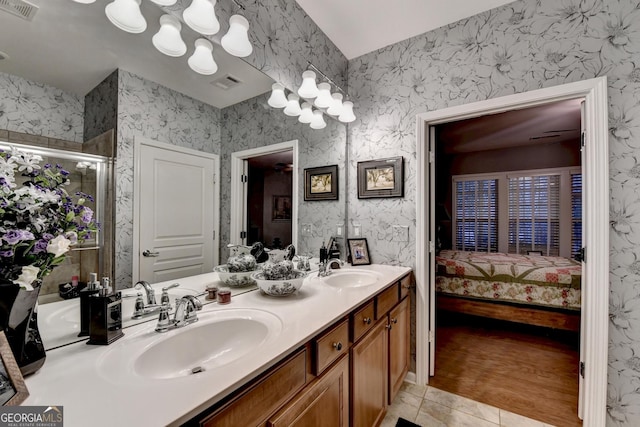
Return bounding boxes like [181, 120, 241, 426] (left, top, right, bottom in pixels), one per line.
[26, 263, 412, 426]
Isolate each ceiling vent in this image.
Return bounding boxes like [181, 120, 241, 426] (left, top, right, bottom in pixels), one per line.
[0, 0, 38, 21]
[210, 74, 242, 90]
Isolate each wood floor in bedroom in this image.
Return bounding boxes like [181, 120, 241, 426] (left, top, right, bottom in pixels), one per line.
[429, 313, 582, 427]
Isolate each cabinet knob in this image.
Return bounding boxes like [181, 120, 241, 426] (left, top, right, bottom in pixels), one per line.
[402, 283, 411, 289]
[333, 342, 343, 351]
[386, 324, 392, 330]
[392, 318, 398, 324]
[363, 317, 371, 325]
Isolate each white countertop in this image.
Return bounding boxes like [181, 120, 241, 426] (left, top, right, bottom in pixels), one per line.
[24, 264, 411, 427]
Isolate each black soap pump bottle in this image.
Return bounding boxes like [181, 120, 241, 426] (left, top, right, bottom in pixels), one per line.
[320, 242, 328, 264]
[87, 277, 124, 345]
[78, 272, 100, 337]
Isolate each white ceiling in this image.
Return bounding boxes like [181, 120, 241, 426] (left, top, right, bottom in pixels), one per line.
[295, 0, 517, 59]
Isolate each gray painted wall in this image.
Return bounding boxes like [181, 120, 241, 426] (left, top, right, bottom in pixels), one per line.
[347, 0, 640, 424]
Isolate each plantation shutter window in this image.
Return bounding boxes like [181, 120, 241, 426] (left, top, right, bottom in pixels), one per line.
[571, 173, 582, 259]
[508, 174, 560, 256]
[453, 179, 498, 252]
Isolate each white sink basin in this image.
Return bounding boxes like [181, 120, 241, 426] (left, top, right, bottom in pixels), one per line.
[98, 308, 282, 383]
[322, 270, 381, 288]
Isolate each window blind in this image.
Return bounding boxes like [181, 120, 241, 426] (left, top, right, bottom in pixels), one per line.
[508, 175, 560, 256]
[454, 179, 497, 252]
[571, 173, 582, 259]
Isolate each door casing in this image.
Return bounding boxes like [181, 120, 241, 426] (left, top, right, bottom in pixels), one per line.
[415, 76, 609, 427]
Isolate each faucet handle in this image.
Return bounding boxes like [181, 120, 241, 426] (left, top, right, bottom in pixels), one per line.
[161, 283, 180, 306]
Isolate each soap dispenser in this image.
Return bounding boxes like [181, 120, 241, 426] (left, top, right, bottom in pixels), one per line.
[78, 272, 100, 337]
[87, 277, 124, 345]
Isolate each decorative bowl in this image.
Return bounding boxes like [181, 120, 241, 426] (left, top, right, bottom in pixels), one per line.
[214, 265, 258, 288]
[251, 270, 308, 296]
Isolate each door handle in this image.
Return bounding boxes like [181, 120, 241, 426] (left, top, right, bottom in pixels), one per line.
[143, 250, 160, 257]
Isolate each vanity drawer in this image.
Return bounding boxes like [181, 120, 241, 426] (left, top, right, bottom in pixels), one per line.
[314, 319, 349, 375]
[352, 300, 375, 342]
[200, 349, 307, 427]
[375, 284, 399, 319]
[400, 274, 412, 299]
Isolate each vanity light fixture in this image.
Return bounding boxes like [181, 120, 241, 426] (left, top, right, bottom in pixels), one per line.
[298, 70, 319, 99]
[183, 0, 220, 35]
[267, 83, 288, 108]
[283, 93, 302, 117]
[298, 102, 314, 124]
[152, 14, 187, 57]
[221, 15, 252, 57]
[314, 82, 333, 109]
[326, 93, 343, 116]
[188, 39, 218, 75]
[338, 101, 356, 123]
[105, 0, 147, 34]
[310, 110, 327, 130]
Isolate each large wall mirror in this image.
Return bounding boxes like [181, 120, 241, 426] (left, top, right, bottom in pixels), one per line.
[0, 0, 347, 349]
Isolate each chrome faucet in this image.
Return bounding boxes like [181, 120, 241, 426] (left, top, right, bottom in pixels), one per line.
[135, 280, 156, 305]
[132, 282, 179, 319]
[155, 295, 202, 332]
[318, 258, 343, 277]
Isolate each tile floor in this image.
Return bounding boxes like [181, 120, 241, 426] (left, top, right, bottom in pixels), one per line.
[381, 383, 557, 427]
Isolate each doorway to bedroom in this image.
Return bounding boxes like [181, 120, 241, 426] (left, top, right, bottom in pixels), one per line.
[415, 77, 609, 427]
[429, 99, 583, 427]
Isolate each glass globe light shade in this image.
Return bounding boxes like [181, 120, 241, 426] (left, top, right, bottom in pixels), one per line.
[221, 15, 252, 57]
[314, 82, 333, 108]
[72, 0, 96, 4]
[149, 0, 177, 5]
[326, 93, 344, 116]
[105, 0, 147, 34]
[183, 0, 220, 35]
[297, 70, 318, 99]
[267, 83, 288, 108]
[152, 14, 187, 57]
[188, 39, 218, 75]
[283, 94, 302, 117]
[298, 102, 314, 124]
[338, 101, 356, 123]
[310, 110, 327, 130]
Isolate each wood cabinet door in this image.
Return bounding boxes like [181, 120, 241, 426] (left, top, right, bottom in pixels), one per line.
[388, 297, 410, 404]
[268, 356, 349, 427]
[351, 319, 388, 427]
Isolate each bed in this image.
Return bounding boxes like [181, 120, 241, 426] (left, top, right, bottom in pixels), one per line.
[435, 250, 581, 331]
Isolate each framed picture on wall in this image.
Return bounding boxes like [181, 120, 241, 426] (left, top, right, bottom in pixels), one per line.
[304, 165, 338, 201]
[272, 195, 292, 221]
[0, 332, 29, 406]
[357, 157, 404, 199]
[348, 238, 371, 266]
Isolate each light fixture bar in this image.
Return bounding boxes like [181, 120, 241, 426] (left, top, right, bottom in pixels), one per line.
[306, 61, 348, 98]
[230, 0, 246, 10]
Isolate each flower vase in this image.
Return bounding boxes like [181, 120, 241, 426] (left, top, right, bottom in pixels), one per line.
[0, 280, 46, 376]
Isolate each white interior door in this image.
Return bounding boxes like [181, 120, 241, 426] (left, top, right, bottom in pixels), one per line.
[577, 100, 586, 420]
[137, 140, 219, 282]
[428, 126, 437, 376]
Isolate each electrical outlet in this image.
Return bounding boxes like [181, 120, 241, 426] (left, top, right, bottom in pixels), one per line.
[336, 224, 344, 237]
[302, 224, 313, 236]
[392, 225, 409, 242]
[352, 224, 361, 237]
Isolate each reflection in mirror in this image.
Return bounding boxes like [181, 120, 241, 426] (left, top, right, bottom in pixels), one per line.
[0, 0, 347, 349]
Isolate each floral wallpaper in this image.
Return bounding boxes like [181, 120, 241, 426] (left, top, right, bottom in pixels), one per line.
[347, 0, 640, 424]
[84, 70, 118, 142]
[220, 92, 346, 261]
[115, 70, 221, 286]
[0, 72, 83, 142]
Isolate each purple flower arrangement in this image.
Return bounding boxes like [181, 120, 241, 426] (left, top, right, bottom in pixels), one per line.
[0, 148, 99, 290]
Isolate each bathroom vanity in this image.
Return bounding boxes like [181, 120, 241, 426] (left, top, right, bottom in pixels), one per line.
[23, 264, 411, 427]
